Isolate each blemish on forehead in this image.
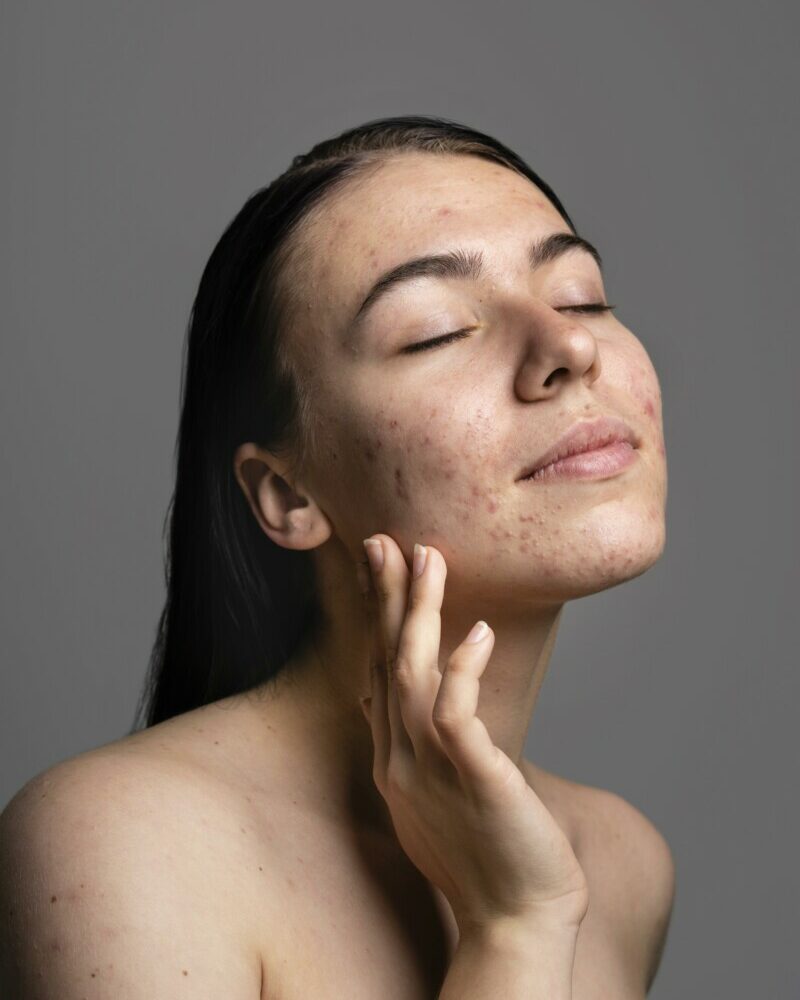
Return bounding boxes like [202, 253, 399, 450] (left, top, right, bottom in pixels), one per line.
[437, 207, 453, 217]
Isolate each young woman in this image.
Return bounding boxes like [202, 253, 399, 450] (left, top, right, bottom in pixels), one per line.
[1, 115, 675, 998]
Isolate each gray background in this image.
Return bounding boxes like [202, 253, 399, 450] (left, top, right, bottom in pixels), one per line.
[2, 2, 797, 996]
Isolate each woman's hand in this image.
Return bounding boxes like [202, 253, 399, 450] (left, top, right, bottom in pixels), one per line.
[358, 534, 590, 938]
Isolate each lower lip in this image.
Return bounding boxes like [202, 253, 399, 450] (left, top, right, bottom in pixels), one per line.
[521, 440, 638, 482]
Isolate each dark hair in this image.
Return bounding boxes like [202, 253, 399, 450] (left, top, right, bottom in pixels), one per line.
[129, 114, 577, 731]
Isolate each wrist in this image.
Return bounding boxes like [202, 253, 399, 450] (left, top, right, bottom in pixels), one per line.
[443, 917, 579, 1000]
[459, 913, 581, 957]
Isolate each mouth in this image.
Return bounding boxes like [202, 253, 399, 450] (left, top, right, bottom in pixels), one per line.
[516, 415, 640, 482]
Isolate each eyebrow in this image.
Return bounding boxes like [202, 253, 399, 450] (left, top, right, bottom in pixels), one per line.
[351, 231, 604, 330]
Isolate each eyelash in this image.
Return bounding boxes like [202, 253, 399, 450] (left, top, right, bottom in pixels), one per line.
[402, 302, 617, 354]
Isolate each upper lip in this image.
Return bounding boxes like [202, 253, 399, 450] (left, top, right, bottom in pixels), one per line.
[517, 415, 640, 480]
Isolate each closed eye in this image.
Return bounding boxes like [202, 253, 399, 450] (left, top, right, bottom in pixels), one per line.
[401, 302, 617, 354]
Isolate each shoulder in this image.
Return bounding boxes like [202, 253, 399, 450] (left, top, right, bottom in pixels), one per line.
[581, 781, 675, 990]
[0, 745, 264, 997]
[523, 760, 676, 991]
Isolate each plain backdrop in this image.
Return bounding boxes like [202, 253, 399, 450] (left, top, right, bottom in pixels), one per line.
[1, 2, 798, 996]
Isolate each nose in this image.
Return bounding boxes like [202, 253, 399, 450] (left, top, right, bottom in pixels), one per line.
[513, 302, 602, 402]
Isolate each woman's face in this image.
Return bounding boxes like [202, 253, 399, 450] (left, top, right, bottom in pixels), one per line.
[281, 152, 666, 610]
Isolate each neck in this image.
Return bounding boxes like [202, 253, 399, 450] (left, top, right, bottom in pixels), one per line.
[249, 555, 565, 841]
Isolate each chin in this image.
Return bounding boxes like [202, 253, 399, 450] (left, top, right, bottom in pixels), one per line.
[563, 508, 667, 598]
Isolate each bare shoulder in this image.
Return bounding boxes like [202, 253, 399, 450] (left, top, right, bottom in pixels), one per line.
[522, 759, 676, 991]
[0, 734, 265, 997]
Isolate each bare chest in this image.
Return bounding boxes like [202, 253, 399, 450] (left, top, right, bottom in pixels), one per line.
[240, 821, 643, 1000]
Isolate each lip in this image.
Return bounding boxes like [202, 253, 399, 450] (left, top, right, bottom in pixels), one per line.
[516, 415, 640, 481]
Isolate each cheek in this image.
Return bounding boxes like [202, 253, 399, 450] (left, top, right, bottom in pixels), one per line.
[616, 345, 662, 413]
[624, 358, 665, 456]
[359, 402, 499, 507]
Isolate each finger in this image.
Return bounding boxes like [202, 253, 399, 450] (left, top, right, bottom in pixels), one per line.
[368, 659, 390, 780]
[432, 621, 503, 790]
[391, 544, 450, 758]
[363, 535, 415, 760]
[356, 555, 391, 780]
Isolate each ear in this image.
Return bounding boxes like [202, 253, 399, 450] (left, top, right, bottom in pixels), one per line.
[232, 442, 332, 551]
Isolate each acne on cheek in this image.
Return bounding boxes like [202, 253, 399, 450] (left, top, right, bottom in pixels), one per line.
[628, 365, 659, 414]
[624, 360, 663, 438]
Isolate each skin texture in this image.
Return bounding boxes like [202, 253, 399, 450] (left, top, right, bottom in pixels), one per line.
[233, 150, 667, 841]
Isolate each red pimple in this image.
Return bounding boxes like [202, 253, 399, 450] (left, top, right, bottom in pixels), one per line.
[394, 467, 410, 501]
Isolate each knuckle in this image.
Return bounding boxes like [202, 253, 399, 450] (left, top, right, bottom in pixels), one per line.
[406, 588, 428, 613]
[432, 707, 463, 734]
[391, 655, 415, 692]
[447, 656, 475, 678]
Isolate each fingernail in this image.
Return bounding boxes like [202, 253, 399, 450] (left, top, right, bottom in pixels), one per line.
[413, 543, 428, 579]
[465, 620, 489, 644]
[363, 537, 384, 573]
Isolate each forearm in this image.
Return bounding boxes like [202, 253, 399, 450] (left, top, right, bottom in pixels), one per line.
[437, 919, 580, 1000]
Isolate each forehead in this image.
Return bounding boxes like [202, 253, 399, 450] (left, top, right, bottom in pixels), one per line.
[286, 152, 569, 334]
